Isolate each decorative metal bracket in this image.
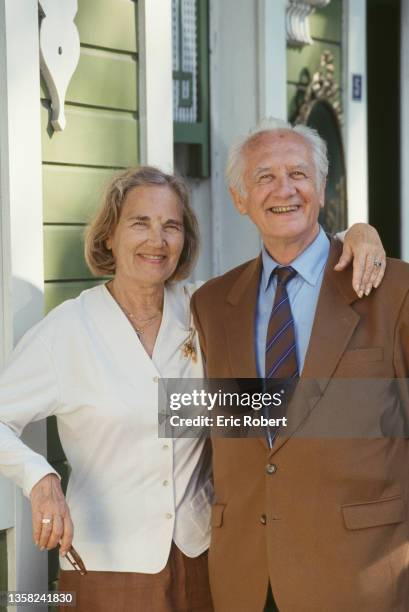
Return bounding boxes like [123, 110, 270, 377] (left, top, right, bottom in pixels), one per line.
[38, 0, 80, 131]
[291, 50, 342, 124]
[286, 0, 331, 47]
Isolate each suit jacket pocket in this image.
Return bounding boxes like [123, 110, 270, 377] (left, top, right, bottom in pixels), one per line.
[341, 347, 383, 365]
[211, 503, 226, 527]
[342, 495, 405, 530]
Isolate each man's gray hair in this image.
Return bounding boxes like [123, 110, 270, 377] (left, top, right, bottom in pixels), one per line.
[226, 117, 329, 196]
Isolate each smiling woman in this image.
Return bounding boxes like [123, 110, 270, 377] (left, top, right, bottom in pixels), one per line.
[0, 166, 213, 612]
[84, 168, 200, 357]
[106, 186, 185, 288]
[85, 167, 199, 282]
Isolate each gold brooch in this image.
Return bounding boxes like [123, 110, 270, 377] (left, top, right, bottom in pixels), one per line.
[182, 328, 197, 362]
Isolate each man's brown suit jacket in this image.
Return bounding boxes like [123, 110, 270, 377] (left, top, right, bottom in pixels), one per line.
[191, 239, 409, 612]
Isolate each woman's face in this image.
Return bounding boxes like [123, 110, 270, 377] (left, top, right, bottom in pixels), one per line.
[106, 185, 185, 287]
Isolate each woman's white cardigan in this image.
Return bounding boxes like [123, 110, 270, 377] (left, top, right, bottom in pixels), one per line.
[0, 283, 212, 572]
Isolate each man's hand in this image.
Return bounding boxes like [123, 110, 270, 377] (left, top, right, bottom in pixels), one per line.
[334, 223, 386, 298]
[30, 473, 73, 556]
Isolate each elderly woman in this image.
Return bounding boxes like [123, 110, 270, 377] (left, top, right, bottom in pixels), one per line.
[0, 166, 384, 611]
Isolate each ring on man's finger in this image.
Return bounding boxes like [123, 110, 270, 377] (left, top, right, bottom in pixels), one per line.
[373, 259, 383, 268]
[41, 517, 53, 525]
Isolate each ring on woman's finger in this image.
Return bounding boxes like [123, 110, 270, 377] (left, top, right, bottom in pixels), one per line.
[41, 517, 53, 525]
[373, 259, 383, 268]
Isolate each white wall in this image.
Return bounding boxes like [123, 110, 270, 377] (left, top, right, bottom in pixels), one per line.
[189, 179, 213, 281]
[257, 0, 287, 121]
[401, 0, 409, 262]
[343, 0, 369, 224]
[138, 0, 174, 171]
[207, 0, 287, 276]
[0, 0, 47, 603]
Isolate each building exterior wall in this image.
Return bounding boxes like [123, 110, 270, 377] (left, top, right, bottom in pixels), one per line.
[42, 0, 139, 313]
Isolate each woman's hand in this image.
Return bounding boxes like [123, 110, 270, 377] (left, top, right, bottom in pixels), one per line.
[30, 473, 73, 556]
[334, 223, 386, 297]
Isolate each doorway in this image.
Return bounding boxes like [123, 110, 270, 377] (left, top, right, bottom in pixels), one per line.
[367, 0, 401, 257]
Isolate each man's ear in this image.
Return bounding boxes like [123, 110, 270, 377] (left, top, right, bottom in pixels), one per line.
[229, 186, 248, 215]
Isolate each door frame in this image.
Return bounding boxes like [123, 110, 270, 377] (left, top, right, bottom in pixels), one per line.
[402, 0, 409, 261]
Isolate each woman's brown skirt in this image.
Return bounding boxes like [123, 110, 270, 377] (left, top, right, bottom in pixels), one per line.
[58, 543, 213, 612]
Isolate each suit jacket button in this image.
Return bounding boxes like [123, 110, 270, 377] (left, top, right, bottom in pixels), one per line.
[260, 514, 267, 525]
[266, 463, 277, 474]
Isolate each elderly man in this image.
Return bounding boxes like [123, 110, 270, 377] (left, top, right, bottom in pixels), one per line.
[191, 119, 409, 612]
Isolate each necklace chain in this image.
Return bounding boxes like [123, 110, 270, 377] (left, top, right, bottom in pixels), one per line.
[107, 283, 163, 337]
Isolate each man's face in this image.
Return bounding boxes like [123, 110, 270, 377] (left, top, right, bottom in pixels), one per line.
[230, 130, 325, 255]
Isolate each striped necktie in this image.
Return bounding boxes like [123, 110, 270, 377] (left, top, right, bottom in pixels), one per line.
[265, 266, 298, 379]
[263, 266, 298, 446]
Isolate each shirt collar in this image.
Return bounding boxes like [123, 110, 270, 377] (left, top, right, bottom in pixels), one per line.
[261, 226, 330, 291]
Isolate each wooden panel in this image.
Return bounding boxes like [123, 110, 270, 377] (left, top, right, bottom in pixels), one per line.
[41, 103, 138, 168]
[41, 48, 137, 112]
[0, 530, 7, 594]
[310, 0, 342, 43]
[43, 165, 117, 224]
[44, 280, 104, 312]
[287, 41, 341, 85]
[44, 226, 91, 282]
[75, 0, 137, 53]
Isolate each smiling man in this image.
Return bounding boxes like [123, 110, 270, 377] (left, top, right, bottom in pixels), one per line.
[191, 119, 409, 611]
[231, 126, 326, 264]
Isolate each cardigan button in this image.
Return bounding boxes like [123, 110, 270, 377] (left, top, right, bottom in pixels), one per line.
[260, 514, 267, 525]
[165, 513, 173, 519]
[153, 376, 159, 383]
[266, 463, 277, 475]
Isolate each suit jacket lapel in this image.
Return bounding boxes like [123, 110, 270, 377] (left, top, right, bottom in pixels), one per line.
[270, 238, 361, 455]
[302, 240, 360, 385]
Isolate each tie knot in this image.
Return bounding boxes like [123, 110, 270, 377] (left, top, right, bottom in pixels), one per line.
[275, 266, 297, 286]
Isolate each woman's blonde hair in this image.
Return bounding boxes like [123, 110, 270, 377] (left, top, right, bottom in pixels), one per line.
[84, 166, 200, 281]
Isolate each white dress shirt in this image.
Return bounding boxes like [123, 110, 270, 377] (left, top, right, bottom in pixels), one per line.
[0, 282, 212, 572]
